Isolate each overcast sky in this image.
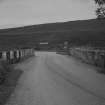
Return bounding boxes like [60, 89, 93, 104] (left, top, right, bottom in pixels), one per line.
[0, 0, 96, 29]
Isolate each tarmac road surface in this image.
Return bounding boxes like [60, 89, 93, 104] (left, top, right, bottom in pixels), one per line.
[6, 51, 105, 105]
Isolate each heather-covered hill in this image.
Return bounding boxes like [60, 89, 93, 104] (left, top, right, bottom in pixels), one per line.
[0, 18, 105, 50]
[0, 19, 105, 33]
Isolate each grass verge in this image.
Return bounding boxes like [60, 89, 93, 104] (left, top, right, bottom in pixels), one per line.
[0, 62, 23, 105]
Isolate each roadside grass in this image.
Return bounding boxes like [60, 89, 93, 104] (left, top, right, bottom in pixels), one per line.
[0, 61, 23, 105]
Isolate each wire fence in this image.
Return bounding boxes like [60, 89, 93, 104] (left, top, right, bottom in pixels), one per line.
[68, 47, 105, 71]
[0, 48, 35, 64]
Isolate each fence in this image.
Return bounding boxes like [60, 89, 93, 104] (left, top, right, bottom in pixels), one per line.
[0, 48, 35, 64]
[68, 47, 105, 70]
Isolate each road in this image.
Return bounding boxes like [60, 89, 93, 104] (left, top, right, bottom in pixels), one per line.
[6, 51, 105, 105]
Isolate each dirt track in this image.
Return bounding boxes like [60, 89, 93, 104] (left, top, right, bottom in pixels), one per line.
[6, 52, 105, 105]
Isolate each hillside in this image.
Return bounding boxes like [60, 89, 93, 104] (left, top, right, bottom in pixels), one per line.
[0, 18, 105, 50]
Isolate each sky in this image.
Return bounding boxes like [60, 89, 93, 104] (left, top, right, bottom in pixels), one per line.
[0, 0, 96, 29]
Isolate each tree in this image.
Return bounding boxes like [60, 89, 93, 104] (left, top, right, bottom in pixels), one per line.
[95, 0, 105, 5]
[94, 0, 105, 18]
[96, 7, 105, 18]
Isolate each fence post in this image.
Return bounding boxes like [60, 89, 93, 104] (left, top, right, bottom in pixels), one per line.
[0, 52, 2, 59]
[10, 50, 14, 64]
[6, 51, 10, 63]
[18, 50, 21, 61]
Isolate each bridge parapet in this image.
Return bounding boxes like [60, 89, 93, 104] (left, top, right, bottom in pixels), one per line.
[69, 47, 105, 72]
[0, 48, 35, 64]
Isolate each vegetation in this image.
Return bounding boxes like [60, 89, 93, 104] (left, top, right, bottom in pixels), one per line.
[94, 0, 105, 18]
[95, 0, 105, 5]
[0, 61, 23, 105]
[0, 19, 105, 50]
[0, 61, 10, 84]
